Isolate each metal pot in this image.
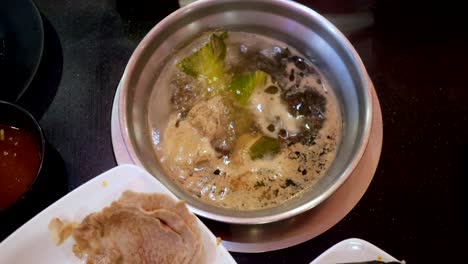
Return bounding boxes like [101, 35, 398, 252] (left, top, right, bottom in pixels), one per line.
[119, 0, 373, 224]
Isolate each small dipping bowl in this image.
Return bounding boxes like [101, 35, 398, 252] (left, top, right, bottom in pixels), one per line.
[0, 100, 45, 213]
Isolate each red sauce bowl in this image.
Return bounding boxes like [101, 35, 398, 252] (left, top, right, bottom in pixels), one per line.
[0, 101, 45, 212]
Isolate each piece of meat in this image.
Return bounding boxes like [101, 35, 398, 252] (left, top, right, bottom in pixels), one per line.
[161, 115, 217, 177]
[50, 192, 203, 264]
[187, 96, 235, 154]
[187, 96, 228, 140]
[73, 207, 198, 264]
[48, 218, 74, 245]
[116, 191, 200, 242]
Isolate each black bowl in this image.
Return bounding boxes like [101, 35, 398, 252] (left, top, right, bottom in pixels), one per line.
[0, 0, 44, 102]
[0, 100, 45, 213]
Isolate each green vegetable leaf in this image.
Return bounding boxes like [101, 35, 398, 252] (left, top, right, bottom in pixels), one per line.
[228, 71, 268, 104]
[177, 32, 228, 84]
[249, 136, 281, 160]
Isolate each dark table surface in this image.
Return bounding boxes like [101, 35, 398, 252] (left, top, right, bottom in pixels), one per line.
[2, 0, 467, 263]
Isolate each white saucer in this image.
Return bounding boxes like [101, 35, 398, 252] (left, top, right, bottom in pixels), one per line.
[111, 78, 383, 253]
[310, 238, 399, 263]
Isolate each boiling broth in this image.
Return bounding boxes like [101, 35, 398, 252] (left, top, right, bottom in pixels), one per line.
[149, 31, 342, 210]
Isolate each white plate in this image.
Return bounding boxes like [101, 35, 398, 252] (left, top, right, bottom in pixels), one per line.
[0, 164, 236, 264]
[311, 238, 399, 264]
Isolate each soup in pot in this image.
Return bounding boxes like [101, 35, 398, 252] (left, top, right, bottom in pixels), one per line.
[149, 31, 342, 210]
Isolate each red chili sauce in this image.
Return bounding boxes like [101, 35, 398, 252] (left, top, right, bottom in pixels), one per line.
[0, 124, 41, 209]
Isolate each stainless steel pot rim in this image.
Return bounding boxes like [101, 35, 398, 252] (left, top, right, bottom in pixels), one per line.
[119, 0, 373, 224]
